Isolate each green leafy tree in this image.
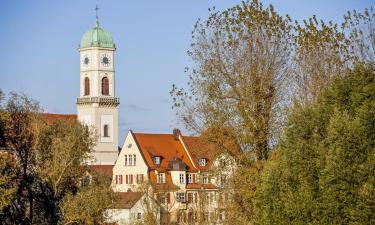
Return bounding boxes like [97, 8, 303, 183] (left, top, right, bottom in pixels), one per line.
[255, 64, 375, 225]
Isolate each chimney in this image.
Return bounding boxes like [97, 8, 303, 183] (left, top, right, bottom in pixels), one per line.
[173, 128, 181, 140]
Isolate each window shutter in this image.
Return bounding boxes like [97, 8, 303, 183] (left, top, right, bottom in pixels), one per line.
[115, 175, 118, 184]
[141, 174, 144, 183]
[120, 175, 123, 184]
[130, 175, 133, 184]
[126, 175, 128, 184]
[167, 192, 170, 204]
[192, 174, 196, 183]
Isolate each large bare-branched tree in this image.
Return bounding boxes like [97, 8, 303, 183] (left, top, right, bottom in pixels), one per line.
[171, 0, 294, 161]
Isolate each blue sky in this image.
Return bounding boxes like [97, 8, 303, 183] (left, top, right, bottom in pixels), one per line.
[0, 0, 372, 142]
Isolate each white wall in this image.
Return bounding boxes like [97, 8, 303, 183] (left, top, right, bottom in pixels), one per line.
[112, 131, 149, 192]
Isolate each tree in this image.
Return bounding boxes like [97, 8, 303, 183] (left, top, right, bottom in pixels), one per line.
[254, 63, 375, 224]
[0, 91, 116, 225]
[293, 16, 351, 104]
[171, 0, 294, 161]
[343, 7, 375, 63]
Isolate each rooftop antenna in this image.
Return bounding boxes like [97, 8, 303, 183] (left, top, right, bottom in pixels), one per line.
[95, 5, 100, 27]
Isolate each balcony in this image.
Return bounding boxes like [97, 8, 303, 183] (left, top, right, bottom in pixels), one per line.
[76, 97, 120, 106]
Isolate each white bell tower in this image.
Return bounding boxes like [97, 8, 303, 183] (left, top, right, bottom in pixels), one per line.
[76, 14, 119, 165]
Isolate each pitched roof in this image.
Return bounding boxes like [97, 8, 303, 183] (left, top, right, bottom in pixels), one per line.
[88, 165, 114, 178]
[132, 132, 195, 171]
[40, 113, 77, 123]
[113, 192, 143, 209]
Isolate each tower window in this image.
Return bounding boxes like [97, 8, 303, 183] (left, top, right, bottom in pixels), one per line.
[84, 77, 90, 96]
[103, 124, 109, 137]
[102, 77, 109, 95]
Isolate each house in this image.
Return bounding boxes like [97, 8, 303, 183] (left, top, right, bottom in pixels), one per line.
[111, 129, 235, 225]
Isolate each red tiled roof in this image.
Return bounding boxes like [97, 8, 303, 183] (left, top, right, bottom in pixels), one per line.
[132, 132, 195, 171]
[186, 183, 218, 190]
[181, 136, 219, 170]
[113, 192, 143, 209]
[40, 113, 77, 123]
[88, 165, 114, 178]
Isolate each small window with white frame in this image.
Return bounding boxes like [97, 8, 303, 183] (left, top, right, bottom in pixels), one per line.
[129, 154, 133, 166]
[177, 192, 186, 202]
[187, 174, 193, 183]
[154, 156, 161, 165]
[179, 173, 185, 184]
[199, 158, 207, 166]
[137, 212, 142, 219]
[157, 173, 165, 184]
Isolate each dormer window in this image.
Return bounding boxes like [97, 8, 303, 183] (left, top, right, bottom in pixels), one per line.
[199, 158, 207, 167]
[154, 156, 161, 165]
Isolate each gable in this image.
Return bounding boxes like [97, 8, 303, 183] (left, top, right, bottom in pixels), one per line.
[113, 131, 148, 172]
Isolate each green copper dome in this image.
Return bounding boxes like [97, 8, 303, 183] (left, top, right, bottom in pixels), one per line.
[80, 20, 115, 49]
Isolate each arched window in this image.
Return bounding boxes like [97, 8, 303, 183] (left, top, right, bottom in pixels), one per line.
[103, 124, 109, 137]
[84, 77, 90, 96]
[102, 77, 109, 95]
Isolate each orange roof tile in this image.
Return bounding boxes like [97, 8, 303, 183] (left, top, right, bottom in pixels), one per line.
[132, 132, 195, 171]
[40, 113, 77, 124]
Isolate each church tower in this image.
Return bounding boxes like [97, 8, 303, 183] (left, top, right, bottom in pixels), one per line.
[76, 16, 119, 165]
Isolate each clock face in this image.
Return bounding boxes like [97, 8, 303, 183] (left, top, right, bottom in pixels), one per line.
[82, 55, 90, 67]
[101, 54, 111, 67]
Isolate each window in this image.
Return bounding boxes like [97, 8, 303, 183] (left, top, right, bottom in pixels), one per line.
[159, 193, 166, 204]
[177, 192, 186, 202]
[115, 175, 122, 184]
[154, 156, 161, 165]
[137, 212, 142, 219]
[126, 174, 133, 184]
[157, 173, 165, 184]
[125, 154, 136, 166]
[202, 174, 209, 184]
[102, 77, 109, 95]
[129, 155, 133, 166]
[84, 77, 90, 95]
[180, 173, 185, 184]
[199, 158, 207, 166]
[137, 174, 144, 184]
[187, 174, 194, 184]
[103, 124, 109, 137]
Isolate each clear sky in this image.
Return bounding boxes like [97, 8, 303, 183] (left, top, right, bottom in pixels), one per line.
[0, 0, 372, 142]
